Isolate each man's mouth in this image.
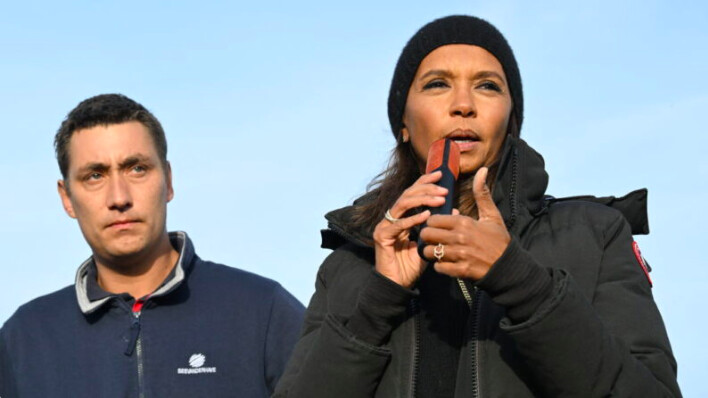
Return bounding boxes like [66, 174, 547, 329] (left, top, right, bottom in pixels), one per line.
[107, 219, 140, 229]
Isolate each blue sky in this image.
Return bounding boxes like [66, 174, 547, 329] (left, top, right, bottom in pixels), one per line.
[1, 0, 706, 394]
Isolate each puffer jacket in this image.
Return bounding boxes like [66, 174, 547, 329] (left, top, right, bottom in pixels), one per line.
[273, 136, 681, 397]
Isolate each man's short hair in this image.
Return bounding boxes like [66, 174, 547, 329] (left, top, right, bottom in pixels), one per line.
[54, 93, 168, 179]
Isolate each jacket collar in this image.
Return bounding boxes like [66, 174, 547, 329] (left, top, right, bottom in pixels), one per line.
[322, 136, 549, 249]
[74, 231, 194, 315]
[492, 136, 548, 235]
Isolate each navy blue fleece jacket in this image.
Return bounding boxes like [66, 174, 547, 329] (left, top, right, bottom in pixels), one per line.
[0, 231, 304, 397]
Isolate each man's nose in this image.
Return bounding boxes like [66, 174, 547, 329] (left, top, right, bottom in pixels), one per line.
[106, 174, 133, 212]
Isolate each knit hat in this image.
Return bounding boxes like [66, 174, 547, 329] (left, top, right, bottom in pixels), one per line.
[387, 15, 523, 139]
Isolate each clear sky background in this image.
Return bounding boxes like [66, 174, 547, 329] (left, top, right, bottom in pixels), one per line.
[1, 0, 705, 394]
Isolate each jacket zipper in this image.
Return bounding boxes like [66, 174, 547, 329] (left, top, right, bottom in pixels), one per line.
[456, 278, 473, 309]
[124, 300, 146, 398]
[135, 311, 145, 398]
[505, 148, 519, 230]
[457, 279, 481, 398]
[409, 298, 421, 398]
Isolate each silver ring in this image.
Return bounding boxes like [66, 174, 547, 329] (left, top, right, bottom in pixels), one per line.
[433, 243, 445, 261]
[384, 209, 401, 223]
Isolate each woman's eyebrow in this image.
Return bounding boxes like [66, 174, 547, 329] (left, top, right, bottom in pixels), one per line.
[419, 69, 507, 84]
[474, 71, 507, 84]
[418, 69, 453, 80]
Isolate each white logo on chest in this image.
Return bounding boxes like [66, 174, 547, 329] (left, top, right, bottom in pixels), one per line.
[177, 353, 217, 375]
[189, 353, 206, 368]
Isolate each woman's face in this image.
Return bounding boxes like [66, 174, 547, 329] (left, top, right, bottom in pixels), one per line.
[402, 44, 512, 175]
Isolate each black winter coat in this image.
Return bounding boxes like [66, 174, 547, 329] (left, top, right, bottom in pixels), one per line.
[274, 137, 681, 397]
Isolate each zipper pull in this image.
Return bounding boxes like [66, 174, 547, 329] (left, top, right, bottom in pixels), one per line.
[125, 315, 141, 356]
[124, 297, 145, 357]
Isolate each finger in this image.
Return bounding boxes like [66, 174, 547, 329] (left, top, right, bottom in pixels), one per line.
[452, 208, 460, 216]
[415, 170, 443, 185]
[419, 226, 464, 245]
[422, 244, 464, 264]
[387, 175, 448, 219]
[406, 241, 425, 267]
[432, 261, 458, 276]
[425, 214, 470, 229]
[433, 261, 476, 279]
[387, 209, 431, 232]
[374, 209, 430, 244]
[389, 195, 445, 219]
[473, 167, 502, 221]
[401, 182, 448, 199]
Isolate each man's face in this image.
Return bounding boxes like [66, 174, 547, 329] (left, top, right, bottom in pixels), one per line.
[58, 121, 173, 266]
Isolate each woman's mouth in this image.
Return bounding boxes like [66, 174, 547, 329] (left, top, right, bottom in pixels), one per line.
[447, 130, 480, 152]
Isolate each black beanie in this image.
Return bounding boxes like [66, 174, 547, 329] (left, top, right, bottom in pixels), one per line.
[387, 15, 523, 139]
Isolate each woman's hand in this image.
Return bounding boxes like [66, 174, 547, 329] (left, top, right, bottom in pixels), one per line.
[420, 167, 511, 281]
[372, 171, 448, 288]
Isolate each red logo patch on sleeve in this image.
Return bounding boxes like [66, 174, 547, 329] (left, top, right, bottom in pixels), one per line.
[632, 241, 653, 287]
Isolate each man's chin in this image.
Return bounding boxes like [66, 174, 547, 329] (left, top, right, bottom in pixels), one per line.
[96, 239, 151, 267]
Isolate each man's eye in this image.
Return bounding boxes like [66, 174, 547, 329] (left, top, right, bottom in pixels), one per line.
[88, 173, 102, 180]
[131, 165, 148, 175]
[423, 80, 448, 90]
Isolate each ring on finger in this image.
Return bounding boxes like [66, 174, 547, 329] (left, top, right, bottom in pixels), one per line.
[384, 209, 401, 223]
[433, 243, 445, 261]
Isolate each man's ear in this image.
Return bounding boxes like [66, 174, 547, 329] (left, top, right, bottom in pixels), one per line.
[165, 161, 174, 203]
[57, 180, 77, 219]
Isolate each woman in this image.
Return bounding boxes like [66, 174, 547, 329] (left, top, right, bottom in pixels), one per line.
[274, 15, 680, 397]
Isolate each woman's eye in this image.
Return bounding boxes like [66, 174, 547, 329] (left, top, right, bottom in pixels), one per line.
[478, 81, 501, 92]
[423, 80, 449, 90]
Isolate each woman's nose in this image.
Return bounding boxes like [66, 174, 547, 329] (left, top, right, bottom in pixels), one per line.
[450, 88, 476, 117]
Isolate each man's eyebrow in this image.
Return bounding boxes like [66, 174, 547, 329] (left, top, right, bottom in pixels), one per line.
[118, 154, 152, 170]
[74, 154, 153, 175]
[76, 162, 109, 175]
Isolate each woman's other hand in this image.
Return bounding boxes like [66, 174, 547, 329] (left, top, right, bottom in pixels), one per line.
[372, 171, 447, 288]
[420, 167, 511, 280]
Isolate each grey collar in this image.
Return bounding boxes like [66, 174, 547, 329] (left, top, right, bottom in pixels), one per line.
[74, 231, 193, 314]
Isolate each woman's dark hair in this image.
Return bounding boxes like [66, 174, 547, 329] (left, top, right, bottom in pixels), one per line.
[54, 93, 167, 180]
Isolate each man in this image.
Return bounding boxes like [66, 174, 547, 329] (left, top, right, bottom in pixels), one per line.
[0, 94, 304, 397]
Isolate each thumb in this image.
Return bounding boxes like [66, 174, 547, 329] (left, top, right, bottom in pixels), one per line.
[473, 167, 502, 221]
